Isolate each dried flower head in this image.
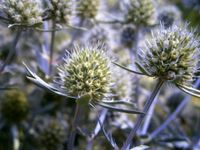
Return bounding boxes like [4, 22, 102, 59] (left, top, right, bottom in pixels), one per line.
[76, 0, 100, 19]
[0, 90, 29, 123]
[0, 0, 43, 27]
[37, 119, 66, 150]
[57, 45, 111, 102]
[158, 5, 182, 28]
[48, 0, 72, 23]
[138, 24, 200, 86]
[125, 0, 156, 26]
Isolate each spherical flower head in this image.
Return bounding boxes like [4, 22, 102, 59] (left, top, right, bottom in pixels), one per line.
[76, 0, 100, 19]
[0, 90, 29, 124]
[125, 0, 156, 26]
[138, 24, 200, 86]
[37, 119, 66, 150]
[58, 45, 111, 103]
[158, 5, 182, 28]
[1, 0, 43, 27]
[49, 0, 72, 23]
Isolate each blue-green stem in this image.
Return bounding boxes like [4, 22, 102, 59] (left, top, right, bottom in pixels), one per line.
[68, 103, 81, 150]
[49, 19, 56, 75]
[0, 30, 21, 73]
[121, 80, 164, 150]
[11, 125, 20, 150]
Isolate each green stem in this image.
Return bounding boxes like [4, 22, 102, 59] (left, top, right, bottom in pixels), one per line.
[49, 19, 56, 75]
[68, 104, 80, 150]
[121, 80, 164, 150]
[0, 30, 21, 73]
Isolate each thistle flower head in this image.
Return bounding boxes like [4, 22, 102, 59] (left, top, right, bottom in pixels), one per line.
[125, 0, 156, 26]
[57, 45, 111, 102]
[36, 119, 66, 150]
[138, 24, 200, 86]
[158, 5, 182, 28]
[48, 0, 72, 23]
[0, 90, 29, 123]
[0, 0, 43, 27]
[76, 0, 100, 19]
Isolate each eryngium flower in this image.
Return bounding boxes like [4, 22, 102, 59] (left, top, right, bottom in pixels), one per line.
[48, 0, 71, 23]
[0, 90, 29, 123]
[138, 24, 199, 85]
[58, 45, 111, 102]
[125, 0, 156, 26]
[37, 119, 66, 150]
[121, 25, 136, 48]
[0, 0, 43, 27]
[158, 5, 182, 28]
[76, 0, 100, 19]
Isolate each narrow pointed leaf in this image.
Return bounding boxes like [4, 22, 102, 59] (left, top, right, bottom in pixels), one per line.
[112, 62, 145, 75]
[96, 102, 145, 114]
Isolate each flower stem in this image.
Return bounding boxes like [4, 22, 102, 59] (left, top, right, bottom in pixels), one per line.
[49, 19, 56, 75]
[121, 80, 164, 150]
[148, 78, 200, 141]
[0, 30, 21, 73]
[68, 104, 80, 150]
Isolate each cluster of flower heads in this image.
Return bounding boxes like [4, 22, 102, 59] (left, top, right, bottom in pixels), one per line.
[125, 0, 156, 26]
[0, 0, 43, 26]
[76, 0, 100, 19]
[138, 24, 200, 86]
[57, 45, 111, 102]
[48, 0, 72, 23]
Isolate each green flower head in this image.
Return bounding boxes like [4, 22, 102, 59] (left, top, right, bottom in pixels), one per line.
[1, 0, 43, 27]
[138, 24, 200, 86]
[0, 90, 29, 124]
[37, 119, 66, 150]
[57, 45, 111, 102]
[76, 0, 100, 19]
[125, 0, 156, 26]
[49, 0, 72, 23]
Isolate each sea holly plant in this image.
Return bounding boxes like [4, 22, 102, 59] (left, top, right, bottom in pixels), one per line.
[114, 24, 200, 149]
[24, 44, 144, 149]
